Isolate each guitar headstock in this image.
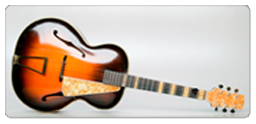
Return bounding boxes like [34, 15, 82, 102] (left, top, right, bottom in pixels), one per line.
[206, 84, 244, 113]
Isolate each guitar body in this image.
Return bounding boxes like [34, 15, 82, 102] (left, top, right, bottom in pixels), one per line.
[12, 18, 129, 112]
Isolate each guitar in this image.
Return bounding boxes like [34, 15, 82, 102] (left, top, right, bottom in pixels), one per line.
[12, 18, 244, 113]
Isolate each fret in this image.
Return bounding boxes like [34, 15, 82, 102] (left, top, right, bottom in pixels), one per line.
[162, 83, 171, 94]
[175, 85, 184, 96]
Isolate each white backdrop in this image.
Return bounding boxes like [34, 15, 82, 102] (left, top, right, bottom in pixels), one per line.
[5, 6, 249, 117]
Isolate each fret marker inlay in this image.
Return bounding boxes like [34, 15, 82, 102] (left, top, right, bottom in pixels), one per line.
[198, 90, 206, 100]
[158, 82, 164, 93]
[122, 74, 127, 87]
[134, 77, 139, 89]
[171, 84, 176, 95]
[183, 87, 190, 97]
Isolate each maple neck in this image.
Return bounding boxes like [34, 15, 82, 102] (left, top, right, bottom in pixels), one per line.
[102, 70, 207, 101]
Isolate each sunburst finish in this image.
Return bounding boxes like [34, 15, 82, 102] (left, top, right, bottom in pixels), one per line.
[12, 18, 128, 112]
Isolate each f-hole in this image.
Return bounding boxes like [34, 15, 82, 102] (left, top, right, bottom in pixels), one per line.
[53, 30, 86, 58]
[42, 92, 64, 101]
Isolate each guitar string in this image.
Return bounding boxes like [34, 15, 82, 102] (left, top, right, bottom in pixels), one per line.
[18, 61, 187, 90]
[17, 58, 207, 93]
[22, 70, 157, 90]
[19, 64, 211, 101]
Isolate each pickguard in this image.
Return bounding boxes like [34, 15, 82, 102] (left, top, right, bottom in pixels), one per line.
[62, 76, 121, 96]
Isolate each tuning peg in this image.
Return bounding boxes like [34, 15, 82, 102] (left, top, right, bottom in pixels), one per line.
[230, 109, 235, 113]
[214, 107, 218, 111]
[222, 108, 227, 113]
[218, 84, 223, 89]
[226, 86, 231, 91]
[234, 89, 239, 93]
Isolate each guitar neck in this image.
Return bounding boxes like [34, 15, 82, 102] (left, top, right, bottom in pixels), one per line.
[102, 70, 207, 101]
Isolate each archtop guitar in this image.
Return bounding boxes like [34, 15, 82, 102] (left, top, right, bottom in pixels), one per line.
[12, 18, 244, 112]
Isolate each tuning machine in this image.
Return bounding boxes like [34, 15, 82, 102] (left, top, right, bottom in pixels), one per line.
[214, 107, 235, 113]
[222, 104, 228, 113]
[214, 108, 235, 113]
[214, 107, 218, 111]
[218, 84, 223, 93]
[218, 84, 223, 89]
[214, 103, 220, 112]
[226, 86, 231, 91]
[230, 109, 235, 113]
[234, 88, 239, 93]
[222, 108, 227, 113]
[220, 84, 239, 93]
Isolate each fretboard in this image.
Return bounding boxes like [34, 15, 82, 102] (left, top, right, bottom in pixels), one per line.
[102, 70, 207, 100]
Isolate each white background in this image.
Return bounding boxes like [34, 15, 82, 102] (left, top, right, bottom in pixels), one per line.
[5, 6, 250, 117]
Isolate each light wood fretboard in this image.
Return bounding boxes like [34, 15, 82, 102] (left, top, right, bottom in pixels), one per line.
[102, 70, 207, 100]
